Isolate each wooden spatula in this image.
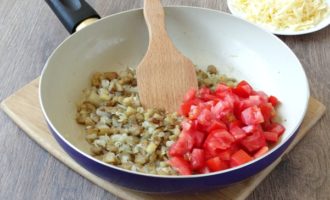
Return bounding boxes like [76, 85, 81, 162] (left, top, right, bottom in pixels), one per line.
[136, 0, 198, 112]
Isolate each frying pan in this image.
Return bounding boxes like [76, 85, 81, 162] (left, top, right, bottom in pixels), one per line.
[40, 0, 309, 193]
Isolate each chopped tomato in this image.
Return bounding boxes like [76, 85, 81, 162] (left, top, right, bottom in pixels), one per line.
[184, 88, 196, 102]
[206, 157, 229, 172]
[241, 106, 264, 125]
[199, 87, 214, 101]
[224, 93, 239, 106]
[253, 91, 268, 103]
[215, 83, 231, 94]
[169, 131, 194, 156]
[217, 150, 231, 161]
[181, 120, 194, 131]
[263, 131, 279, 142]
[204, 148, 215, 160]
[189, 105, 202, 120]
[197, 109, 214, 126]
[179, 100, 193, 116]
[268, 95, 279, 107]
[233, 80, 253, 98]
[221, 112, 237, 125]
[230, 149, 253, 167]
[212, 100, 233, 119]
[169, 157, 192, 175]
[254, 146, 269, 158]
[206, 120, 227, 133]
[190, 149, 205, 170]
[198, 166, 211, 174]
[204, 129, 235, 153]
[217, 142, 240, 160]
[169, 80, 284, 175]
[229, 121, 247, 140]
[233, 101, 247, 119]
[189, 129, 206, 147]
[215, 83, 231, 92]
[265, 122, 285, 136]
[241, 124, 262, 134]
[241, 130, 266, 152]
[199, 87, 211, 96]
[247, 95, 264, 106]
[259, 103, 276, 121]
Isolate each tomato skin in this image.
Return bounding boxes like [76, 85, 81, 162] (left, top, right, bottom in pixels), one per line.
[217, 150, 231, 161]
[240, 130, 266, 152]
[199, 87, 219, 102]
[230, 149, 253, 167]
[190, 148, 205, 170]
[184, 88, 197, 102]
[224, 92, 239, 106]
[204, 129, 235, 153]
[199, 87, 211, 96]
[241, 124, 262, 135]
[169, 131, 194, 156]
[204, 149, 215, 160]
[259, 103, 276, 121]
[241, 106, 264, 125]
[169, 156, 192, 175]
[206, 120, 227, 133]
[215, 83, 231, 94]
[205, 100, 217, 107]
[249, 95, 263, 105]
[268, 95, 279, 107]
[265, 122, 285, 136]
[234, 101, 247, 119]
[190, 130, 206, 148]
[212, 100, 233, 120]
[229, 121, 247, 140]
[181, 120, 194, 132]
[200, 94, 217, 102]
[233, 80, 253, 98]
[179, 100, 193, 116]
[263, 131, 279, 142]
[197, 109, 214, 126]
[189, 105, 201, 120]
[234, 96, 262, 118]
[253, 91, 268, 103]
[216, 142, 240, 160]
[168, 140, 184, 156]
[253, 146, 269, 159]
[198, 166, 211, 174]
[206, 157, 229, 172]
[220, 113, 236, 125]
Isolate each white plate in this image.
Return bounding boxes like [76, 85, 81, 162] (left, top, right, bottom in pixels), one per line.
[227, 0, 330, 35]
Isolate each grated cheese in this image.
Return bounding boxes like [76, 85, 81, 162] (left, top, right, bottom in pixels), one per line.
[232, 0, 330, 31]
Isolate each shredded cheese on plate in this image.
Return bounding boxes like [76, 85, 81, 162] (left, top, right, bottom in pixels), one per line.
[231, 0, 330, 31]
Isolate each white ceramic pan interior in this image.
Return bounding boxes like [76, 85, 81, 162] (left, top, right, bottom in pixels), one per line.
[40, 6, 309, 162]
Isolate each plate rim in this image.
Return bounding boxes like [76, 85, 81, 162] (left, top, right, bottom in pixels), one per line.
[226, 0, 330, 35]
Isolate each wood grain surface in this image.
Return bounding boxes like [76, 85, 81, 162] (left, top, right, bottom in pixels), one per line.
[137, 0, 198, 112]
[0, 1, 329, 200]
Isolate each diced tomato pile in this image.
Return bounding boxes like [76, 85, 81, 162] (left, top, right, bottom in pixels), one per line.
[168, 80, 285, 175]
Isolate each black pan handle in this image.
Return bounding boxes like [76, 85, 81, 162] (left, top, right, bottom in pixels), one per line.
[45, 0, 100, 33]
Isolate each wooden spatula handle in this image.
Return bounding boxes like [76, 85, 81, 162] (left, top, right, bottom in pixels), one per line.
[137, 0, 198, 112]
[144, 0, 167, 43]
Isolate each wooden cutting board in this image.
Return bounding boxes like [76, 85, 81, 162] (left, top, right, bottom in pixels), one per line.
[1, 78, 326, 200]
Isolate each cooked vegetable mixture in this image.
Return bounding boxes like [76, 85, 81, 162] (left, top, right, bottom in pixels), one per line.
[77, 65, 285, 175]
[76, 65, 235, 175]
